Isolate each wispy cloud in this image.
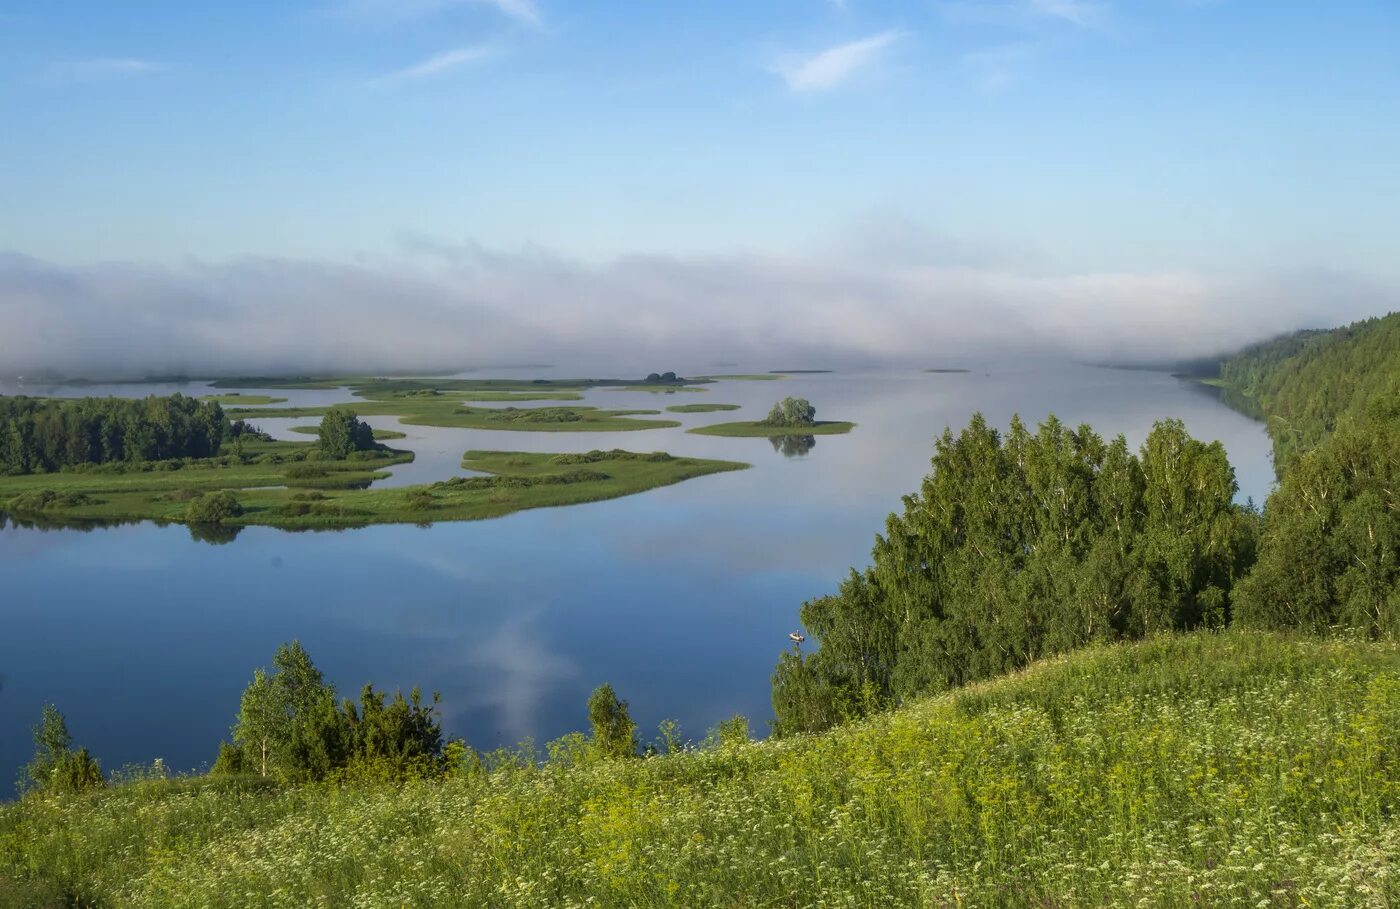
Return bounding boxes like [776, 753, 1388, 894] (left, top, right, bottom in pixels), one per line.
[939, 0, 1109, 30]
[770, 30, 904, 93]
[962, 43, 1035, 91]
[332, 0, 541, 28]
[47, 58, 164, 84]
[1027, 0, 1107, 27]
[373, 44, 496, 84]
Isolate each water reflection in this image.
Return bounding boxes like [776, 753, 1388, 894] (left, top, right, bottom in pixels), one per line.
[187, 523, 243, 545]
[769, 435, 817, 457]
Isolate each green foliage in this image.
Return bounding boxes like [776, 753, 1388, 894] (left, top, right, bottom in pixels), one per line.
[586, 684, 637, 760]
[760, 396, 816, 427]
[340, 686, 448, 782]
[1217, 312, 1400, 472]
[22, 704, 104, 795]
[231, 642, 345, 781]
[4, 634, 1398, 907]
[0, 393, 227, 475]
[184, 490, 243, 524]
[317, 408, 376, 459]
[226, 642, 453, 784]
[773, 413, 1256, 735]
[1236, 397, 1400, 637]
[706, 715, 750, 750]
[1215, 313, 1400, 639]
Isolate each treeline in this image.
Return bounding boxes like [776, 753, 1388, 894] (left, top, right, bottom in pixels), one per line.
[1218, 313, 1400, 470]
[773, 416, 1256, 734]
[1219, 313, 1400, 638]
[0, 394, 228, 475]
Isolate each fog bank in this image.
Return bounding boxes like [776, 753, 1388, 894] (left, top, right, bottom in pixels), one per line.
[0, 240, 1392, 379]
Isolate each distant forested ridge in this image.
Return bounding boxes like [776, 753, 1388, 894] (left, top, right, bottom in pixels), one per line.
[1216, 312, 1400, 471]
[0, 395, 228, 475]
[1214, 312, 1400, 638]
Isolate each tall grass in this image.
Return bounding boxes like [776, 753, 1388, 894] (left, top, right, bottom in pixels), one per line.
[3, 632, 1398, 908]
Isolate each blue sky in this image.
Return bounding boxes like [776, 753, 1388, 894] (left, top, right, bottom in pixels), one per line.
[1, 1, 1398, 374]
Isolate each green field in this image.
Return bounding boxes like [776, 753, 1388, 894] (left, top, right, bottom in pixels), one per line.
[665, 403, 741, 413]
[3, 633, 1395, 908]
[198, 394, 288, 406]
[688, 420, 854, 437]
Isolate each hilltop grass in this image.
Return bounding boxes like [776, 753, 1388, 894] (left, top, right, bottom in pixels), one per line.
[665, 403, 741, 413]
[688, 419, 854, 437]
[197, 394, 288, 406]
[0, 440, 742, 529]
[288, 426, 406, 441]
[2, 632, 1397, 908]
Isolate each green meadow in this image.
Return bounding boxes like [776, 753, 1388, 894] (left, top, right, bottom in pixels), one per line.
[3, 633, 1396, 908]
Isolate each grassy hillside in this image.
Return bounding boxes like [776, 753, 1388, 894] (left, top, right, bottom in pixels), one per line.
[3, 633, 1397, 908]
[1215, 312, 1400, 469]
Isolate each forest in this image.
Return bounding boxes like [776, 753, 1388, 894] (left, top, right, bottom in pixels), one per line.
[0, 394, 229, 474]
[774, 312, 1400, 733]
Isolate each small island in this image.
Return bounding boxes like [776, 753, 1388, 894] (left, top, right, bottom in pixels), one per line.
[199, 393, 289, 405]
[666, 403, 741, 413]
[688, 396, 854, 437]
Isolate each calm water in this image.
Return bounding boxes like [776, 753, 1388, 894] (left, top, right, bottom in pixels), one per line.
[0, 365, 1273, 789]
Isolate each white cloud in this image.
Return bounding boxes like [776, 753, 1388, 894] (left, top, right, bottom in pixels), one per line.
[333, 0, 540, 28]
[374, 44, 495, 83]
[770, 30, 904, 92]
[47, 58, 164, 83]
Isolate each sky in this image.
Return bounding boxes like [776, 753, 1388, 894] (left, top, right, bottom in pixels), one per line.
[1, 0, 1398, 375]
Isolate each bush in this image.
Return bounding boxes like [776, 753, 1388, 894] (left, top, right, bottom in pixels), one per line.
[185, 491, 244, 524]
[760, 397, 817, 427]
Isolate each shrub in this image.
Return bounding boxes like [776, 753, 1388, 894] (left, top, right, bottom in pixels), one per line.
[185, 491, 243, 524]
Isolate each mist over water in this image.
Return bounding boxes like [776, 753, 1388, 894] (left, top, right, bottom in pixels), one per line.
[0, 365, 1273, 788]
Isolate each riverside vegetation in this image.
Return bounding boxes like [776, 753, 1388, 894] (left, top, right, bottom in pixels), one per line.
[2, 322, 1398, 906]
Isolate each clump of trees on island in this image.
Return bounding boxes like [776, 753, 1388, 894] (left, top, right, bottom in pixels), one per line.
[316, 407, 377, 459]
[643, 372, 681, 384]
[0, 394, 228, 474]
[761, 396, 817, 428]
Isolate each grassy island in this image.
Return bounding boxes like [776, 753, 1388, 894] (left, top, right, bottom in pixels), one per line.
[0, 441, 745, 530]
[198, 393, 288, 406]
[665, 403, 741, 413]
[229, 401, 681, 432]
[290, 425, 406, 441]
[689, 420, 854, 437]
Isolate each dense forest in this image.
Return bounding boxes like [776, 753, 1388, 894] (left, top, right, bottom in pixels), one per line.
[0, 394, 229, 474]
[775, 312, 1400, 733]
[1217, 312, 1400, 470]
